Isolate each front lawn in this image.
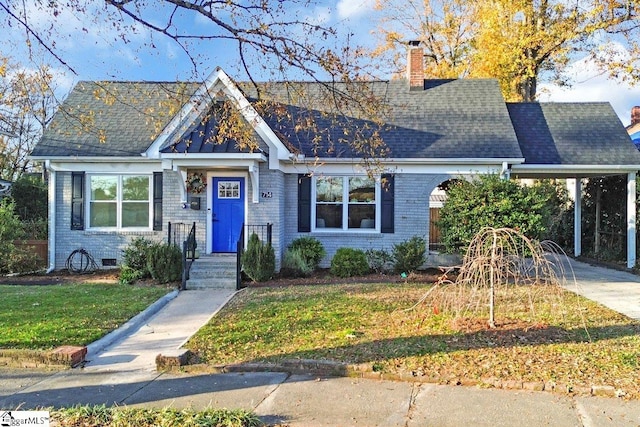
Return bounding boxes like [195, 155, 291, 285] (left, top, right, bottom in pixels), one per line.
[186, 283, 640, 398]
[0, 283, 171, 349]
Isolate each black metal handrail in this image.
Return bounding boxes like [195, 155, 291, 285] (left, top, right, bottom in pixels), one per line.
[179, 222, 196, 290]
[236, 223, 245, 290]
[236, 223, 272, 290]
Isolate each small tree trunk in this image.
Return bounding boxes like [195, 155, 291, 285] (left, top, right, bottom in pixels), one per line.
[595, 186, 602, 255]
[488, 231, 497, 328]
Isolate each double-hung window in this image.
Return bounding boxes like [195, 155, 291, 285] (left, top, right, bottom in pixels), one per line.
[88, 175, 151, 229]
[314, 176, 378, 231]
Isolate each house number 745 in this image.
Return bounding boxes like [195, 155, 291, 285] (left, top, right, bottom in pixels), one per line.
[261, 192, 273, 198]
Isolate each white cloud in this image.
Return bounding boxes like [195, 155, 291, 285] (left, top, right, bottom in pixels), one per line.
[539, 45, 640, 126]
[336, 0, 376, 20]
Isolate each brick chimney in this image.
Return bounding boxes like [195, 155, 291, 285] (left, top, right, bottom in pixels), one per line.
[407, 40, 424, 91]
[632, 106, 640, 126]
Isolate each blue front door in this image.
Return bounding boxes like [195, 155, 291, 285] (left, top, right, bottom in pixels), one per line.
[212, 177, 245, 253]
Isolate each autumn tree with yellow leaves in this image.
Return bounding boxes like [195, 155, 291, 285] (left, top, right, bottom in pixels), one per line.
[374, 0, 640, 101]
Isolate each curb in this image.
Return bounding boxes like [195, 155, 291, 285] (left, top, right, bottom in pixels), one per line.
[86, 289, 179, 358]
[164, 359, 624, 399]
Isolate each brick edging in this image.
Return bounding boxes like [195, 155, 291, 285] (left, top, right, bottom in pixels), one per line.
[0, 346, 87, 369]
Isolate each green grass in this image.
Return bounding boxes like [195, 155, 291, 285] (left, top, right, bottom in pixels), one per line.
[0, 283, 170, 349]
[186, 283, 640, 399]
[52, 405, 261, 427]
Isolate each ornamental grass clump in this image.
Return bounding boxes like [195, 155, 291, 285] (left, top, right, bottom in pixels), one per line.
[288, 236, 325, 270]
[281, 247, 313, 277]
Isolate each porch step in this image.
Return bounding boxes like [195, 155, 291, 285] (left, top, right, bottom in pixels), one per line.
[186, 255, 238, 290]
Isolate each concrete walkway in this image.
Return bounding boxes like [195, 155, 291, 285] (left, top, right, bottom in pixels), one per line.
[84, 288, 237, 372]
[562, 258, 640, 320]
[1, 259, 640, 426]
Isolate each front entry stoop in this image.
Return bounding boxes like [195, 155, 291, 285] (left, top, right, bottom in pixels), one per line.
[186, 254, 237, 289]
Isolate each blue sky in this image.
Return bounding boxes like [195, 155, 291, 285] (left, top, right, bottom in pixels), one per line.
[2, 0, 639, 126]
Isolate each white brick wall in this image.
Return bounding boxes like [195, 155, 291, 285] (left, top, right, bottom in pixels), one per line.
[54, 172, 165, 270]
[283, 173, 452, 268]
[53, 168, 451, 272]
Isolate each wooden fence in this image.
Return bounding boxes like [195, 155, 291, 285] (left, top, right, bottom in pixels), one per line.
[14, 240, 48, 264]
[429, 208, 443, 250]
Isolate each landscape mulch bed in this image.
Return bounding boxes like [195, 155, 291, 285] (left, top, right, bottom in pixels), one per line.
[0, 268, 446, 287]
[246, 269, 446, 287]
[0, 269, 120, 285]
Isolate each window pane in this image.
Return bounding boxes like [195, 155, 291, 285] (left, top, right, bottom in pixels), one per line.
[317, 204, 342, 228]
[349, 177, 375, 202]
[122, 202, 149, 227]
[123, 176, 149, 201]
[349, 205, 376, 228]
[316, 177, 343, 202]
[90, 202, 117, 227]
[218, 181, 240, 199]
[90, 176, 117, 201]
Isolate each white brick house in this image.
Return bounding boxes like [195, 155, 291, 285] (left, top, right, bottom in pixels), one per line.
[31, 56, 640, 272]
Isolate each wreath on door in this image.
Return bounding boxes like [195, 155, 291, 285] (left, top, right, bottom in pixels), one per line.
[186, 172, 206, 194]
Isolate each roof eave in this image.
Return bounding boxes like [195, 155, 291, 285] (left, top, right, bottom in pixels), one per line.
[291, 157, 525, 165]
[511, 164, 640, 178]
[30, 155, 156, 162]
[160, 152, 267, 162]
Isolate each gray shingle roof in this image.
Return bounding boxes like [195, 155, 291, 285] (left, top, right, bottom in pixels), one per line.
[241, 79, 522, 159]
[32, 81, 198, 157]
[507, 102, 640, 165]
[35, 78, 638, 167]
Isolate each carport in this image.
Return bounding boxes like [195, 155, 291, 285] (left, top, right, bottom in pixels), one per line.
[507, 102, 640, 269]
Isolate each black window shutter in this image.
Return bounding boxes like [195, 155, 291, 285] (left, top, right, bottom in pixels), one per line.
[153, 172, 163, 231]
[71, 171, 85, 230]
[298, 174, 311, 232]
[381, 174, 394, 233]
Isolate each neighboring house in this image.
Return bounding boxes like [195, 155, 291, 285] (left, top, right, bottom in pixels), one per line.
[31, 45, 640, 272]
[0, 178, 11, 200]
[627, 106, 640, 149]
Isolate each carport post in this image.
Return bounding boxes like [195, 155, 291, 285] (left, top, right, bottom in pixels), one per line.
[627, 172, 637, 269]
[574, 178, 582, 258]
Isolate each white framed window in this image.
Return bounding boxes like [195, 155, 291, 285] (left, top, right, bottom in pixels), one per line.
[218, 180, 240, 199]
[313, 176, 378, 231]
[88, 174, 151, 229]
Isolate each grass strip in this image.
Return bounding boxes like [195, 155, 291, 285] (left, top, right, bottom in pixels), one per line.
[0, 283, 170, 349]
[186, 283, 640, 398]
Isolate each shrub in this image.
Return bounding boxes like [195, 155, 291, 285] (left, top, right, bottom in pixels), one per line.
[0, 199, 38, 274]
[5, 245, 41, 274]
[19, 218, 48, 240]
[288, 236, 325, 269]
[365, 248, 392, 274]
[438, 174, 565, 253]
[392, 236, 426, 274]
[10, 174, 47, 222]
[118, 265, 142, 285]
[281, 247, 313, 278]
[242, 233, 275, 282]
[121, 237, 154, 281]
[146, 243, 183, 284]
[330, 247, 369, 278]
